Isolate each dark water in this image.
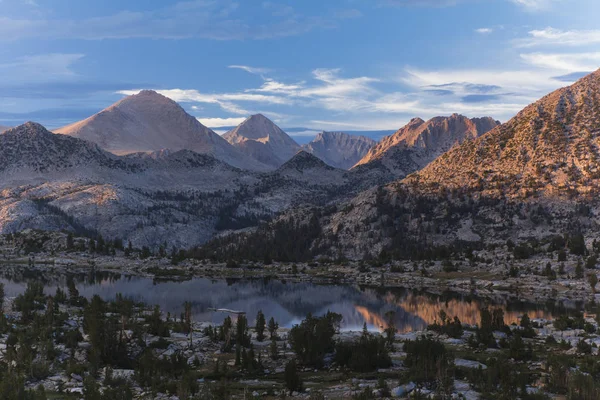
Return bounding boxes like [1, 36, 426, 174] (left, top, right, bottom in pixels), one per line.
[0, 266, 583, 333]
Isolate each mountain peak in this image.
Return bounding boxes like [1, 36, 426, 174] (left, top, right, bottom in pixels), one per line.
[411, 68, 600, 197]
[353, 114, 499, 177]
[408, 117, 425, 127]
[110, 89, 180, 111]
[227, 114, 292, 141]
[246, 113, 268, 122]
[5, 121, 52, 137]
[54, 91, 265, 170]
[223, 113, 300, 168]
[278, 150, 332, 171]
[137, 89, 161, 96]
[303, 131, 376, 169]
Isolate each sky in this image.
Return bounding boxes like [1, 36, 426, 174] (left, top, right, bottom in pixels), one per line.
[0, 0, 599, 141]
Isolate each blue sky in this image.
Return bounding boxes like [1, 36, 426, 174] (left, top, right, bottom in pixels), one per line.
[0, 0, 599, 139]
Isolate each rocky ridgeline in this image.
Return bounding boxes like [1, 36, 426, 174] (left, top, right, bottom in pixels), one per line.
[413, 69, 600, 197]
[0, 123, 383, 250]
[354, 114, 498, 178]
[210, 69, 600, 261]
[302, 131, 376, 170]
[55, 90, 266, 171]
[224, 114, 301, 168]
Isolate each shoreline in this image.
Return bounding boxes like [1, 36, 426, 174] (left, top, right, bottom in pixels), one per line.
[1, 252, 596, 307]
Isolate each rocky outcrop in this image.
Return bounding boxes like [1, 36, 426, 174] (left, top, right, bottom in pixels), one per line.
[302, 131, 376, 170]
[354, 114, 498, 178]
[223, 114, 300, 168]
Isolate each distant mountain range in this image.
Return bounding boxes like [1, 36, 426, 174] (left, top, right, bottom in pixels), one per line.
[199, 68, 600, 261]
[211, 126, 395, 143]
[54, 90, 267, 171]
[0, 122, 382, 249]
[0, 84, 531, 255]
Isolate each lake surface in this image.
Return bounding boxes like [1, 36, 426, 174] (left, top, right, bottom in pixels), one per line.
[0, 266, 582, 333]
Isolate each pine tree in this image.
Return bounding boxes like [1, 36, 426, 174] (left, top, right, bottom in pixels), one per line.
[268, 317, 279, 340]
[236, 314, 250, 348]
[270, 339, 278, 360]
[284, 359, 302, 395]
[0, 282, 4, 313]
[576, 261, 584, 279]
[255, 310, 266, 342]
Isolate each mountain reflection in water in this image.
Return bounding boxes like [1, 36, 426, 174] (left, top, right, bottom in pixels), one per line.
[0, 267, 580, 333]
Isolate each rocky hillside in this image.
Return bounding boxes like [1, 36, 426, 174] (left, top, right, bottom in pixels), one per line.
[55, 90, 266, 171]
[0, 123, 380, 250]
[0, 122, 129, 177]
[223, 114, 300, 168]
[198, 69, 600, 261]
[328, 69, 600, 258]
[302, 131, 376, 169]
[0, 125, 11, 133]
[412, 69, 600, 199]
[354, 114, 498, 178]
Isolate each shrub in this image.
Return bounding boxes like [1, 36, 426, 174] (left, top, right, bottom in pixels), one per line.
[403, 337, 453, 384]
[334, 324, 391, 372]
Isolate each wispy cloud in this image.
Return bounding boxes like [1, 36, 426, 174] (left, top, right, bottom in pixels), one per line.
[197, 117, 246, 128]
[0, 1, 338, 41]
[475, 28, 493, 34]
[520, 52, 600, 72]
[378, 0, 466, 7]
[118, 87, 291, 116]
[510, 0, 562, 10]
[518, 27, 600, 47]
[0, 53, 84, 82]
[380, 0, 561, 9]
[118, 59, 585, 128]
[228, 65, 273, 75]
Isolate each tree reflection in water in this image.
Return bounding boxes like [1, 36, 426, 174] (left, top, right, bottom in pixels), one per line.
[0, 265, 581, 332]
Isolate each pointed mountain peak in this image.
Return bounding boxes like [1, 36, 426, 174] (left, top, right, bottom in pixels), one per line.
[246, 113, 269, 122]
[223, 113, 300, 168]
[110, 89, 184, 111]
[227, 113, 294, 142]
[411, 68, 600, 197]
[5, 121, 52, 137]
[278, 150, 331, 171]
[408, 117, 425, 127]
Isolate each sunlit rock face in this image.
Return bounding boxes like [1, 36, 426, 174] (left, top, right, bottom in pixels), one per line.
[55, 90, 267, 171]
[303, 131, 376, 170]
[353, 114, 498, 178]
[413, 68, 600, 197]
[224, 114, 300, 169]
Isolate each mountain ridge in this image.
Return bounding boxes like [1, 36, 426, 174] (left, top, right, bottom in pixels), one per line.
[0, 121, 381, 250]
[353, 114, 499, 178]
[195, 68, 600, 261]
[223, 114, 301, 168]
[410, 68, 600, 198]
[55, 90, 267, 171]
[302, 131, 376, 169]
